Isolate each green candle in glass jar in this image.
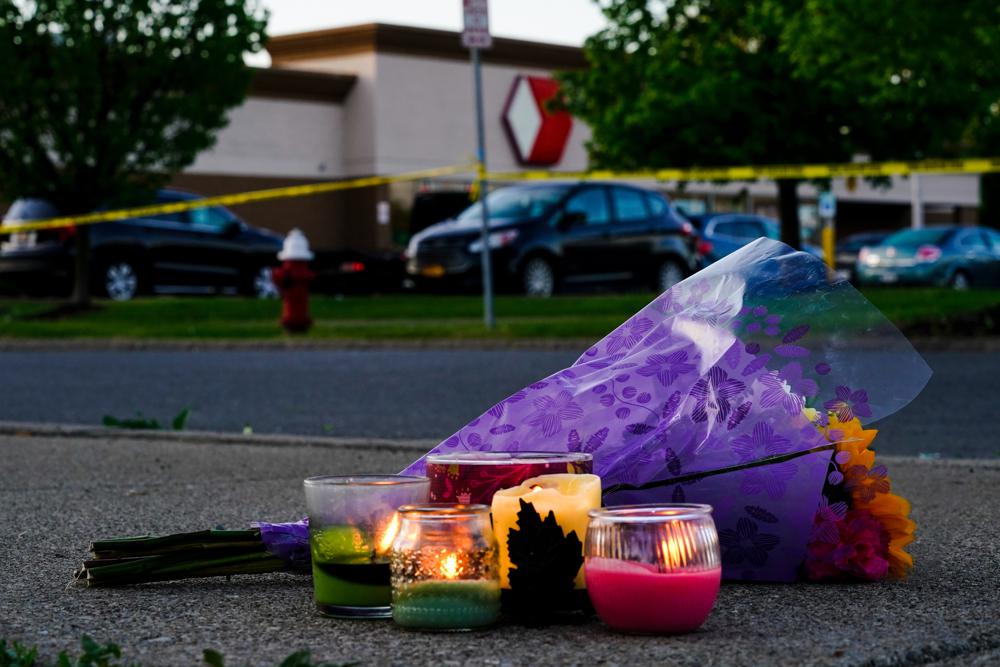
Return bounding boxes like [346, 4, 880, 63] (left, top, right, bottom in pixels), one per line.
[390, 505, 501, 631]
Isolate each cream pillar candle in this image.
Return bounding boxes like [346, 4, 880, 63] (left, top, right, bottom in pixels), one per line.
[491, 473, 601, 589]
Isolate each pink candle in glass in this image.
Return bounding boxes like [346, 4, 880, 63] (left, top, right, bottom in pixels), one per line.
[585, 504, 722, 634]
[585, 558, 721, 634]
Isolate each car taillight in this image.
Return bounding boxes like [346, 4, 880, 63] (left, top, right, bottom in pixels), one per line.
[916, 245, 941, 262]
[56, 225, 77, 243]
[696, 240, 713, 256]
[680, 221, 694, 236]
[339, 261, 366, 273]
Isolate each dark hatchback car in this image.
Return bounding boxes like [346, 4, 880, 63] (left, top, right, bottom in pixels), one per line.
[0, 190, 283, 300]
[404, 183, 698, 296]
[855, 226, 1000, 289]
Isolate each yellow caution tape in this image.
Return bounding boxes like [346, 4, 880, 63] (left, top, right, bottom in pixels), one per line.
[5, 157, 999, 233]
[1, 164, 475, 233]
[487, 157, 1000, 183]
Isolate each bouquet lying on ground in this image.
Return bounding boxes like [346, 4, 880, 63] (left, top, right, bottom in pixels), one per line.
[403, 239, 930, 582]
[80, 239, 929, 585]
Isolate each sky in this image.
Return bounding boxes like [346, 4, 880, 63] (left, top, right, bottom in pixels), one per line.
[257, 0, 608, 45]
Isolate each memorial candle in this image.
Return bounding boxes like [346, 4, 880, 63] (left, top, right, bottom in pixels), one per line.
[425, 452, 592, 505]
[585, 504, 721, 634]
[390, 505, 501, 631]
[491, 473, 601, 589]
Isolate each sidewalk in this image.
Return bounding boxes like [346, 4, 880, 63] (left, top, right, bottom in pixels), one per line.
[1, 429, 998, 666]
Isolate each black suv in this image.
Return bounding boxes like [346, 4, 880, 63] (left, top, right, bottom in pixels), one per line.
[404, 183, 698, 296]
[0, 189, 283, 300]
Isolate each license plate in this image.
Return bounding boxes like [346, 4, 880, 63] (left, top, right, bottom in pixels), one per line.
[421, 265, 446, 278]
[878, 272, 899, 283]
[1, 231, 36, 250]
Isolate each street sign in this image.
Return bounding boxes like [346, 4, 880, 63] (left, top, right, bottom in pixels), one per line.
[462, 0, 492, 49]
[818, 191, 836, 218]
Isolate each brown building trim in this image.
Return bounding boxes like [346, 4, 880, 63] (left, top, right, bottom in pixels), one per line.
[248, 67, 356, 104]
[268, 23, 587, 70]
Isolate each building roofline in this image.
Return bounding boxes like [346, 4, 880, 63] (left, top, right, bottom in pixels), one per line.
[249, 67, 356, 104]
[267, 22, 587, 70]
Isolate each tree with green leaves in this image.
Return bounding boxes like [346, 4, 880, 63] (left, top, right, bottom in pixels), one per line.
[0, 0, 268, 304]
[785, 0, 1000, 227]
[559, 0, 1000, 245]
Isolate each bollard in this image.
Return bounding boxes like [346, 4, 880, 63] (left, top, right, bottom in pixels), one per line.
[271, 228, 315, 334]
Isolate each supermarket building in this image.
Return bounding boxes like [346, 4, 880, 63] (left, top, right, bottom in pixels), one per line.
[173, 23, 981, 251]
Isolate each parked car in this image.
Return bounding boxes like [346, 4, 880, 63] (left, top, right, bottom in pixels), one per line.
[687, 213, 824, 267]
[312, 249, 405, 294]
[835, 231, 893, 280]
[409, 190, 473, 236]
[855, 226, 1000, 289]
[404, 183, 699, 296]
[0, 190, 283, 300]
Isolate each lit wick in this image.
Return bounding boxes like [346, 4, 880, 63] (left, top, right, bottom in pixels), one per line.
[376, 512, 401, 556]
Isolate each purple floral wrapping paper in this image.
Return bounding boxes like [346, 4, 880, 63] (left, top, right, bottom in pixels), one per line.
[403, 239, 931, 581]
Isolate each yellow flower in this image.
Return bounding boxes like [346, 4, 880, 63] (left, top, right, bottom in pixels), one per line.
[816, 413, 916, 578]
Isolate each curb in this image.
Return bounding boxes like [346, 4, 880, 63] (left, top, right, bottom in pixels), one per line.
[0, 336, 999, 352]
[0, 338, 594, 352]
[3, 421, 998, 467]
[0, 421, 436, 453]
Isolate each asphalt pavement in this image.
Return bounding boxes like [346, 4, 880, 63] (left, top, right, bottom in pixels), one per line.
[0, 348, 996, 457]
[1, 430, 998, 666]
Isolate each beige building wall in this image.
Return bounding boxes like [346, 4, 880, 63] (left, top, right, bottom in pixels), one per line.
[371, 53, 590, 174]
[187, 97, 347, 179]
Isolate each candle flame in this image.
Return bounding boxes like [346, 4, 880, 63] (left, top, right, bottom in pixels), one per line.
[441, 553, 460, 579]
[660, 521, 697, 571]
[376, 512, 401, 555]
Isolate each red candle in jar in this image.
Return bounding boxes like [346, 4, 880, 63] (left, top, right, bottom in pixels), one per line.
[585, 504, 722, 634]
[425, 452, 592, 504]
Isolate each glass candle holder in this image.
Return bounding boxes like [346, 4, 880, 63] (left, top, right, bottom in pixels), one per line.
[585, 504, 721, 634]
[304, 475, 429, 619]
[390, 504, 501, 631]
[426, 452, 593, 504]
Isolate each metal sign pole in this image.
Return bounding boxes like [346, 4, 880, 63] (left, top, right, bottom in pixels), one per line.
[471, 46, 495, 329]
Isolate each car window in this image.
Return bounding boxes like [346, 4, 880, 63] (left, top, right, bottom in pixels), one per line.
[646, 193, 668, 217]
[958, 230, 987, 250]
[457, 186, 569, 221]
[3, 199, 60, 222]
[564, 187, 610, 226]
[983, 228, 1000, 252]
[146, 210, 188, 224]
[713, 218, 757, 240]
[612, 188, 649, 222]
[190, 206, 233, 229]
[884, 228, 954, 248]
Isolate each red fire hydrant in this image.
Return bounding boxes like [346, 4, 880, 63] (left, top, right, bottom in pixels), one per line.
[271, 228, 315, 333]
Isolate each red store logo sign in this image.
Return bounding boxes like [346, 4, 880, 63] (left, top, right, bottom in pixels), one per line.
[501, 75, 573, 167]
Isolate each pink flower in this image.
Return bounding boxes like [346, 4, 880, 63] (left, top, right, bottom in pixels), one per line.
[805, 509, 890, 582]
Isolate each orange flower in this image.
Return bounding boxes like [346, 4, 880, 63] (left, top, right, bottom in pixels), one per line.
[814, 412, 916, 578]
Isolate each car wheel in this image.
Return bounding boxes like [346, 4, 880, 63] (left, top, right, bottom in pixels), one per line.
[522, 257, 556, 297]
[655, 259, 685, 293]
[950, 271, 971, 291]
[252, 266, 279, 299]
[102, 260, 140, 301]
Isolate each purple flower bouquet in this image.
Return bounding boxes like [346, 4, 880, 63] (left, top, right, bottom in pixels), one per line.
[404, 239, 931, 582]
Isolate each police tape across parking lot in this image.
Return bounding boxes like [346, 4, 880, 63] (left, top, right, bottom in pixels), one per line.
[3, 157, 1000, 234]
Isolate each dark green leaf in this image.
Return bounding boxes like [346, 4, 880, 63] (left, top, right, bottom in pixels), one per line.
[202, 649, 225, 667]
[171, 408, 190, 431]
[505, 498, 584, 623]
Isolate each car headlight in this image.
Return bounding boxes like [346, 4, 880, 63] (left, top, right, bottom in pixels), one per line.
[468, 229, 519, 253]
